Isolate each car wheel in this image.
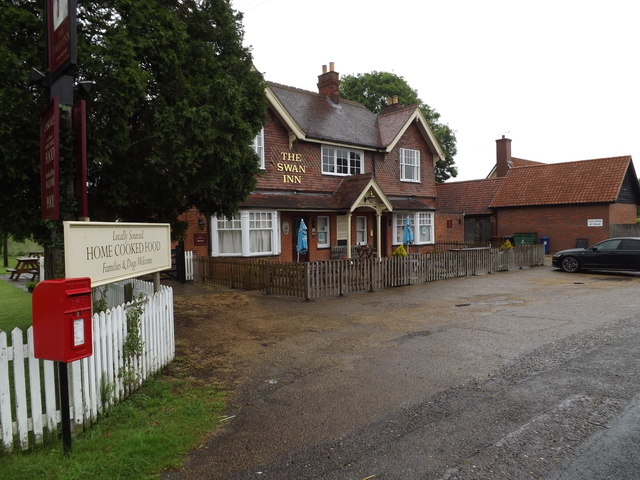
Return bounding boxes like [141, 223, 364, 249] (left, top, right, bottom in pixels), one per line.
[561, 256, 580, 273]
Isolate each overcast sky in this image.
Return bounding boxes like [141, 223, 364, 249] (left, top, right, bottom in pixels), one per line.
[231, 0, 640, 181]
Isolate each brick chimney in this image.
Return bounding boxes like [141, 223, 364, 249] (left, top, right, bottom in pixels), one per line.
[496, 135, 512, 178]
[382, 95, 402, 113]
[317, 62, 340, 104]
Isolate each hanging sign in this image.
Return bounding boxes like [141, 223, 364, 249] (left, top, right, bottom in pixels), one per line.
[46, 0, 77, 76]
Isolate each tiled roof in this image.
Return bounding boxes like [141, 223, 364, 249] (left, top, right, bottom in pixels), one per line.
[242, 191, 339, 210]
[333, 174, 375, 207]
[388, 197, 435, 211]
[268, 82, 380, 148]
[267, 82, 422, 150]
[510, 157, 543, 168]
[378, 105, 418, 147]
[436, 178, 503, 215]
[490, 156, 633, 207]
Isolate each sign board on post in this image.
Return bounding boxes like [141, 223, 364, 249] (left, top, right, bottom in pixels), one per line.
[46, 0, 76, 77]
[63, 222, 171, 287]
[41, 97, 60, 220]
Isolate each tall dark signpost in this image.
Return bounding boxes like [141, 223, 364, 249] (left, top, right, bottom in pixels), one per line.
[41, 0, 86, 455]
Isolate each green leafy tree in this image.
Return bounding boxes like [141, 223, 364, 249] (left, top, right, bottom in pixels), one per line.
[0, 0, 266, 242]
[340, 71, 457, 183]
[0, 1, 47, 241]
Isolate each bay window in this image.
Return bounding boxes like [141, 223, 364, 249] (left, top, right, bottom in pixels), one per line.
[212, 210, 280, 256]
[393, 212, 434, 245]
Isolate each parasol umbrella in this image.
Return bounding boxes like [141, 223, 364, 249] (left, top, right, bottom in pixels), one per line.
[403, 216, 414, 252]
[296, 219, 308, 262]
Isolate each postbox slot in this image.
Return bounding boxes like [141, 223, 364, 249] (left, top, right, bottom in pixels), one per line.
[66, 287, 91, 297]
[65, 295, 91, 310]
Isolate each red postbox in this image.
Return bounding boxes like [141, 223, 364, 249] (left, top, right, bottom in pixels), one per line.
[32, 277, 93, 362]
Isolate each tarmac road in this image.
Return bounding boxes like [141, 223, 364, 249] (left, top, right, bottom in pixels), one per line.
[162, 264, 640, 480]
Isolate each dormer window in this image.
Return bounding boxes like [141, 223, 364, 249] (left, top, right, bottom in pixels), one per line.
[253, 128, 265, 169]
[400, 148, 420, 182]
[322, 145, 363, 176]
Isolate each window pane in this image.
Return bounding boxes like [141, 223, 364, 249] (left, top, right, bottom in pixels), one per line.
[317, 216, 329, 248]
[350, 151, 362, 174]
[219, 231, 242, 254]
[322, 147, 335, 173]
[336, 149, 348, 174]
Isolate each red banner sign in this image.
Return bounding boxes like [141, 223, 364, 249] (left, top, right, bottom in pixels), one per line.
[47, 0, 75, 76]
[41, 97, 60, 220]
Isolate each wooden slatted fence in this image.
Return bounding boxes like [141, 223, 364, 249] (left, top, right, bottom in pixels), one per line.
[196, 245, 545, 300]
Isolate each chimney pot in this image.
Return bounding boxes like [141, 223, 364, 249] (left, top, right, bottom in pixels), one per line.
[317, 62, 340, 104]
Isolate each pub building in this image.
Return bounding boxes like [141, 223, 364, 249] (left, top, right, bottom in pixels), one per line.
[186, 63, 450, 261]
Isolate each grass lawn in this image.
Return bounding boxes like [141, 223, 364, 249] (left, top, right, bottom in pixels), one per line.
[0, 280, 32, 332]
[0, 358, 226, 480]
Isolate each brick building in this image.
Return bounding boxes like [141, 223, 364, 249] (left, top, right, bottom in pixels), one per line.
[490, 152, 640, 251]
[199, 63, 446, 261]
[438, 136, 640, 251]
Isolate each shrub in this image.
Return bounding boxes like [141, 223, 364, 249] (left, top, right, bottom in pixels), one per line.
[500, 239, 513, 250]
[392, 245, 407, 257]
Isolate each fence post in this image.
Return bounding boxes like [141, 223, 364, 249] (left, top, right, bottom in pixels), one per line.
[175, 240, 186, 283]
[304, 263, 311, 301]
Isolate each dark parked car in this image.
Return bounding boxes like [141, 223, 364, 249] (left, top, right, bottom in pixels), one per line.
[552, 237, 640, 273]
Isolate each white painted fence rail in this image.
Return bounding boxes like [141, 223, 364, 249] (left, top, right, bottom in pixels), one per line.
[0, 282, 174, 453]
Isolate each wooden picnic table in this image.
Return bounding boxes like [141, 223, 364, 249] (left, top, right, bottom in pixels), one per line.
[6, 256, 40, 281]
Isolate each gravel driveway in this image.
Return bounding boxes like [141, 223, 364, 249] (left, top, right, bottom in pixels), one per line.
[162, 263, 640, 479]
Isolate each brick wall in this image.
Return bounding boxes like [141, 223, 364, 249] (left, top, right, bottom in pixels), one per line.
[495, 204, 612, 252]
[375, 122, 437, 198]
[257, 111, 437, 203]
[435, 213, 465, 243]
[175, 208, 209, 257]
[609, 202, 637, 225]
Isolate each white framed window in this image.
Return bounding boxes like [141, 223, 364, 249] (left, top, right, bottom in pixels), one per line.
[216, 214, 242, 255]
[356, 216, 367, 245]
[212, 210, 280, 256]
[393, 211, 434, 245]
[253, 128, 265, 169]
[400, 148, 420, 182]
[249, 211, 273, 253]
[317, 216, 330, 248]
[322, 145, 363, 176]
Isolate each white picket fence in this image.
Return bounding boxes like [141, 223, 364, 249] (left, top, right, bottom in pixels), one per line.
[185, 250, 194, 281]
[0, 282, 175, 453]
[95, 278, 157, 309]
